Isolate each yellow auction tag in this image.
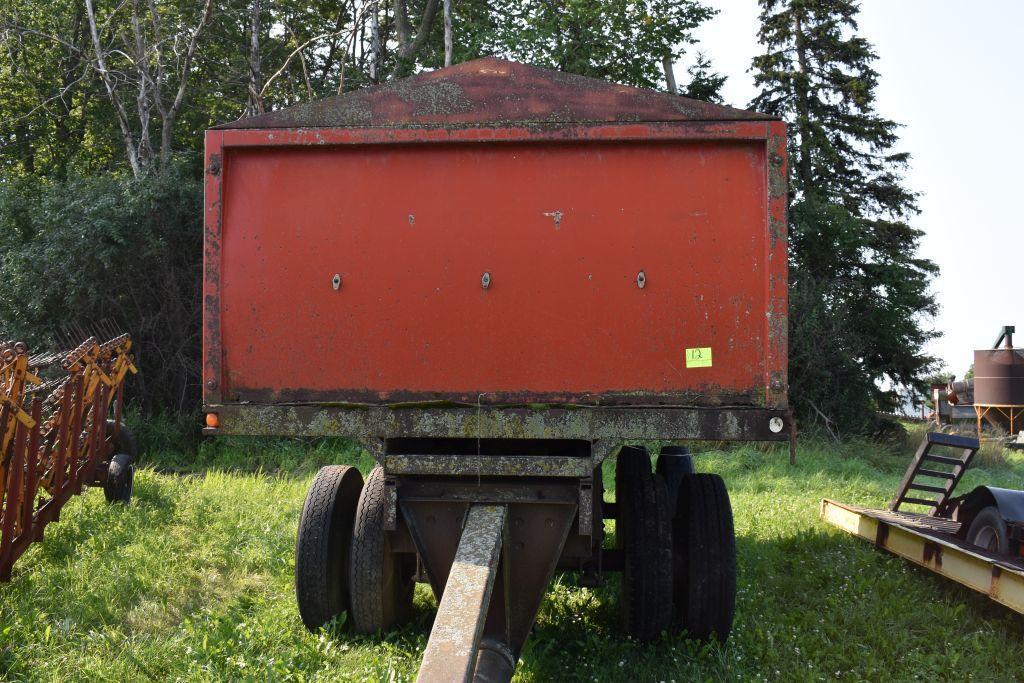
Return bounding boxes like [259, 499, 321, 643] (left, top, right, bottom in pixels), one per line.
[685, 347, 713, 368]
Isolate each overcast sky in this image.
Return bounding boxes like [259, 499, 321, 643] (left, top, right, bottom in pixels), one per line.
[683, 1, 1023, 378]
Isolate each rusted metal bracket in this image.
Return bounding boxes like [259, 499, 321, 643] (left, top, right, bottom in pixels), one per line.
[359, 437, 385, 463]
[383, 453, 592, 477]
[417, 504, 507, 683]
[590, 440, 619, 467]
[383, 475, 399, 531]
[578, 476, 593, 536]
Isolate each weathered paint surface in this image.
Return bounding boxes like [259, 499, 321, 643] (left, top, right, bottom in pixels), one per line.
[416, 504, 506, 683]
[202, 59, 789, 422]
[216, 57, 772, 130]
[204, 404, 791, 446]
[384, 454, 592, 477]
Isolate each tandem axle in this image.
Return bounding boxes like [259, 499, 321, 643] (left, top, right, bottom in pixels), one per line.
[201, 405, 794, 682]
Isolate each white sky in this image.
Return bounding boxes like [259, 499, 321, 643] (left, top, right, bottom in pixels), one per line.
[683, 0, 1023, 379]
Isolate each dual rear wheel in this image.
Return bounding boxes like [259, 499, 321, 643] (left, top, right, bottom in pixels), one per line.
[296, 450, 736, 643]
[295, 465, 414, 632]
[616, 445, 736, 643]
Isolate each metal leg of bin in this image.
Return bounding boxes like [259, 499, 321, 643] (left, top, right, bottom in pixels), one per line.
[416, 504, 507, 683]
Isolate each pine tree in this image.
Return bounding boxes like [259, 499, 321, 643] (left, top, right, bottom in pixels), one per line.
[750, 0, 939, 436]
[683, 51, 726, 103]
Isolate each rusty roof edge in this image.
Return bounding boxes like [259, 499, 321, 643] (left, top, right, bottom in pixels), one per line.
[213, 118, 780, 131]
[213, 57, 776, 130]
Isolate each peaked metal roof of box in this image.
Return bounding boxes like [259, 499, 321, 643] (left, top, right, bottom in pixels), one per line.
[215, 57, 774, 130]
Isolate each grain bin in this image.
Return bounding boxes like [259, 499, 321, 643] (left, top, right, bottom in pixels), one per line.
[974, 326, 1024, 434]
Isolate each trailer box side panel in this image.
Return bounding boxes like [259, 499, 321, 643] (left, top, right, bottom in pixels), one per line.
[213, 138, 776, 407]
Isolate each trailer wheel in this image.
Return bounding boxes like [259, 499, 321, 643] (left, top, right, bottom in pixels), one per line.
[616, 445, 674, 642]
[106, 420, 138, 461]
[295, 465, 363, 631]
[966, 506, 1009, 554]
[103, 453, 134, 504]
[349, 466, 415, 634]
[672, 473, 736, 642]
[656, 445, 694, 512]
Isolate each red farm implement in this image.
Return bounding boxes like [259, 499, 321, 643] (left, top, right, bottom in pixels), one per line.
[204, 58, 792, 680]
[0, 334, 137, 581]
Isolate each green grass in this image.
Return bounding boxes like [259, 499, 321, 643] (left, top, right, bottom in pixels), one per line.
[3, 432, 1024, 681]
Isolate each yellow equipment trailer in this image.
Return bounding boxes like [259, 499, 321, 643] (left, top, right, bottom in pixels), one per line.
[821, 432, 1024, 615]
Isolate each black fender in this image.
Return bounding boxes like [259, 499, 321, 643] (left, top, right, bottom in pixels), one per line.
[951, 485, 1024, 537]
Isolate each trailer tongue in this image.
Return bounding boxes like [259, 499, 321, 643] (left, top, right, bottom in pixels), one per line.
[203, 58, 792, 680]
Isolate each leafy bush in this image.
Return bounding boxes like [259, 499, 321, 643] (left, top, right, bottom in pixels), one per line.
[0, 162, 203, 414]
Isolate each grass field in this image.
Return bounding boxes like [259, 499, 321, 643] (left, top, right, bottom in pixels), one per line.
[2, 431, 1023, 681]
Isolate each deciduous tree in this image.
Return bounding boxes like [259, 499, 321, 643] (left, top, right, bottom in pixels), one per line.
[488, 0, 715, 90]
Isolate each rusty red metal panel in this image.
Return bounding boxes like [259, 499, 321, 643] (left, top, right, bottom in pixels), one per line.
[765, 121, 789, 407]
[214, 120, 774, 148]
[203, 131, 225, 406]
[202, 62, 789, 419]
[215, 57, 772, 131]
[209, 133, 781, 407]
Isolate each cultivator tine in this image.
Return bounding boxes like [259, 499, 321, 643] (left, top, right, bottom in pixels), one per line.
[21, 400, 41, 536]
[0, 330, 135, 580]
[0, 416, 28, 580]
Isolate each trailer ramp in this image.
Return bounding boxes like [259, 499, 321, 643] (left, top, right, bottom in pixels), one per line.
[820, 499, 1024, 615]
[888, 432, 979, 514]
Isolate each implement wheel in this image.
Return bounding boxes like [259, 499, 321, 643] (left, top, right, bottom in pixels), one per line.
[295, 465, 363, 631]
[103, 453, 134, 504]
[349, 466, 415, 634]
[616, 445, 673, 642]
[966, 506, 1009, 554]
[671, 473, 736, 642]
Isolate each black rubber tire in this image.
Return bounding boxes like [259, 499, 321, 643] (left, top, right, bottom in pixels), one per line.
[295, 465, 364, 631]
[103, 453, 134, 504]
[966, 506, 1009, 555]
[616, 445, 674, 642]
[349, 466, 415, 634]
[106, 420, 138, 462]
[672, 473, 736, 642]
[656, 445, 694, 512]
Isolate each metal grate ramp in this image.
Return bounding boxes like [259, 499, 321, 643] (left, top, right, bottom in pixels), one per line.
[889, 432, 979, 515]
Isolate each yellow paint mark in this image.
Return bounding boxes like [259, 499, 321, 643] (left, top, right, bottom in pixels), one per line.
[685, 347, 713, 368]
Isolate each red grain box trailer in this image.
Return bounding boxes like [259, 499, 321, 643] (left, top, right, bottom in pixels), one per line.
[202, 58, 790, 681]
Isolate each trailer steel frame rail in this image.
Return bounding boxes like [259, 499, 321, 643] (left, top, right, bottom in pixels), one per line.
[203, 403, 792, 450]
[820, 499, 1024, 615]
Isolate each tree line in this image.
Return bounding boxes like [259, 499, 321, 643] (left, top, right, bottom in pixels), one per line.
[0, 0, 937, 437]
